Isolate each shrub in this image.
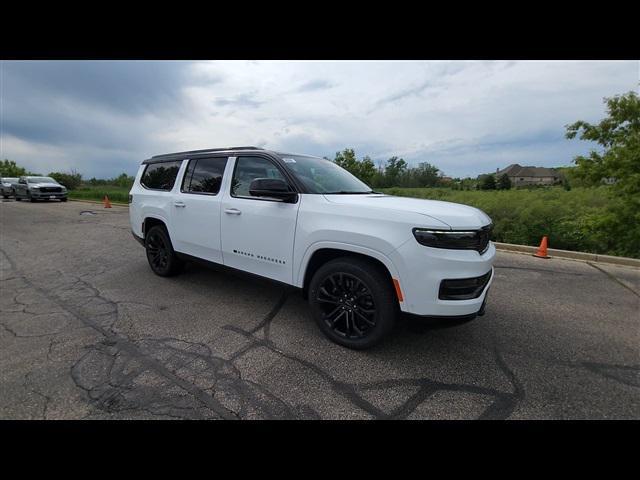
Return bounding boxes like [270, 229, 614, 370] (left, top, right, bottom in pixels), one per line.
[48, 170, 82, 190]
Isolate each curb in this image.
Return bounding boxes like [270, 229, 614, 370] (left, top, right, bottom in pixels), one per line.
[494, 242, 640, 268]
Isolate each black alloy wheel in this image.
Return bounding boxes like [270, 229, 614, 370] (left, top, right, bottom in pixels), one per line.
[316, 272, 377, 339]
[145, 225, 183, 277]
[309, 257, 397, 349]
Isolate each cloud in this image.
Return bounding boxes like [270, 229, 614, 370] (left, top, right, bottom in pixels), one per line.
[1, 60, 637, 179]
[294, 79, 335, 92]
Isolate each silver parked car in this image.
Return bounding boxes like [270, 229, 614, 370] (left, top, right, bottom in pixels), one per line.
[1, 177, 19, 198]
[14, 176, 68, 202]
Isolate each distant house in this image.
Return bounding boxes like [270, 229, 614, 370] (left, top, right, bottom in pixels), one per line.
[495, 164, 561, 187]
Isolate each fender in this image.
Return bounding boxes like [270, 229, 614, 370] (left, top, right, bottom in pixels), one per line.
[142, 212, 171, 238]
[295, 240, 402, 289]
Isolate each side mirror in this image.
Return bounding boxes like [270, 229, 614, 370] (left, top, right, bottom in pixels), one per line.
[249, 178, 297, 203]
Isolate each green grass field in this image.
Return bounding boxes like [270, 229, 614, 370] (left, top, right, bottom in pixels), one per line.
[68, 185, 130, 204]
[381, 186, 618, 254]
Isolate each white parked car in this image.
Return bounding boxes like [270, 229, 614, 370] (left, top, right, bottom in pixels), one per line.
[130, 147, 495, 349]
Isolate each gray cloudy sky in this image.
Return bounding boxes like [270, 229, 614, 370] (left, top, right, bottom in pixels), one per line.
[1, 60, 638, 179]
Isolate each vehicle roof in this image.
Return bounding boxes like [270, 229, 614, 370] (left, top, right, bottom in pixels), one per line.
[142, 147, 324, 164]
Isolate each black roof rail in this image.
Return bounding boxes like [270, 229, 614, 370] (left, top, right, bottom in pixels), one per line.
[151, 146, 263, 159]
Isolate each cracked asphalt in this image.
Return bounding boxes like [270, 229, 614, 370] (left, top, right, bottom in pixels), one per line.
[1, 200, 638, 419]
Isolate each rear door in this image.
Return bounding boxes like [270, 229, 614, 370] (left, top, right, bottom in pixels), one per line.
[170, 156, 229, 264]
[220, 155, 301, 284]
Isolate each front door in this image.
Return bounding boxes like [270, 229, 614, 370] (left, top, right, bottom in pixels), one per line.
[171, 156, 229, 264]
[220, 155, 300, 284]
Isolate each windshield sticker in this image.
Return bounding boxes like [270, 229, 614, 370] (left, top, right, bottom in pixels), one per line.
[283, 158, 297, 163]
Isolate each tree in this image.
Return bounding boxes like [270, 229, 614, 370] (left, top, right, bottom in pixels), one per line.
[333, 148, 376, 185]
[0, 159, 29, 177]
[497, 173, 512, 190]
[383, 156, 408, 186]
[111, 173, 135, 188]
[566, 90, 639, 195]
[49, 170, 82, 190]
[415, 162, 440, 187]
[565, 90, 640, 257]
[480, 174, 497, 190]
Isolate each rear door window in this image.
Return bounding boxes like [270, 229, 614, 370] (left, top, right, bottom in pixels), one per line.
[182, 157, 228, 195]
[141, 161, 182, 190]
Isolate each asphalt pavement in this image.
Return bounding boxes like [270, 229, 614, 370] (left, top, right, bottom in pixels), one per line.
[1, 199, 638, 419]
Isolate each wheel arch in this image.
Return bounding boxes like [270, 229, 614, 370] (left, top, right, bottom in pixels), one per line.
[298, 243, 402, 302]
[142, 215, 169, 239]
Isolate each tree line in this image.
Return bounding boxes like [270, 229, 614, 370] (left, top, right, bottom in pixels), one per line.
[0, 159, 135, 190]
[328, 149, 451, 189]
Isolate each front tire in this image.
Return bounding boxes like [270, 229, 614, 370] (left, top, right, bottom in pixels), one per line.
[308, 257, 398, 349]
[145, 225, 184, 277]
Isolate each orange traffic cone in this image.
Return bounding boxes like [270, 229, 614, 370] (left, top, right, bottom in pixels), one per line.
[533, 236, 550, 259]
[103, 195, 112, 208]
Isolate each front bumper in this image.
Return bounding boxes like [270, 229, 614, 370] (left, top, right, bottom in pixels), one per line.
[30, 191, 67, 199]
[389, 239, 495, 317]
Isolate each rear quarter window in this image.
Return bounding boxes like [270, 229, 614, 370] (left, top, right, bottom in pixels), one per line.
[141, 161, 182, 191]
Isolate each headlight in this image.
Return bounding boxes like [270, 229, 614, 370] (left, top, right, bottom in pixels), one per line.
[30, 186, 39, 190]
[413, 225, 492, 254]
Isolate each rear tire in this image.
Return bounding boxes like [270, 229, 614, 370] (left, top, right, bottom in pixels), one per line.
[145, 225, 184, 277]
[2, 195, 8, 199]
[15, 196, 21, 201]
[308, 257, 398, 349]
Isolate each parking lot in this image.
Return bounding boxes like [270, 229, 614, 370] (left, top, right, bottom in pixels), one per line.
[0, 199, 638, 419]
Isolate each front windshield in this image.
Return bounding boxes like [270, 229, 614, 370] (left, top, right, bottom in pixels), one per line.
[28, 177, 57, 184]
[2, 178, 18, 183]
[279, 155, 373, 194]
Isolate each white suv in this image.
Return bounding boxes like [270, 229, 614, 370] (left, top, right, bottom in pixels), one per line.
[130, 147, 495, 349]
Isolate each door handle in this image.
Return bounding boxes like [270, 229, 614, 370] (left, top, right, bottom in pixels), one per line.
[173, 201, 186, 208]
[224, 208, 241, 215]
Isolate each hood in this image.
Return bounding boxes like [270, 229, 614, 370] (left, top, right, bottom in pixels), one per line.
[31, 182, 64, 188]
[322, 194, 492, 230]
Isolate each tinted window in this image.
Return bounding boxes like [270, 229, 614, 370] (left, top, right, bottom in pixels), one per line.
[141, 161, 182, 190]
[182, 157, 227, 195]
[231, 156, 287, 197]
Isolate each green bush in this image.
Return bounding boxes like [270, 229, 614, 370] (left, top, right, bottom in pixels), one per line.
[49, 171, 82, 190]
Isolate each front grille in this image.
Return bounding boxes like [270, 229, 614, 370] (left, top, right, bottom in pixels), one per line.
[39, 187, 62, 193]
[439, 270, 492, 300]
